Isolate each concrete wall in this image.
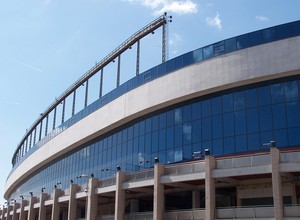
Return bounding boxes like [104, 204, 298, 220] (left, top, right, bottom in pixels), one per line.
[5, 36, 300, 199]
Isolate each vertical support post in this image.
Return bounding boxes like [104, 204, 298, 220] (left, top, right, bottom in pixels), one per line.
[117, 55, 121, 87]
[99, 69, 103, 98]
[115, 171, 126, 220]
[72, 90, 76, 116]
[192, 190, 200, 209]
[86, 178, 98, 220]
[68, 183, 78, 220]
[45, 115, 49, 136]
[19, 200, 27, 220]
[38, 193, 48, 220]
[162, 21, 166, 63]
[12, 202, 20, 220]
[136, 40, 140, 76]
[39, 120, 43, 141]
[271, 147, 283, 220]
[29, 133, 32, 149]
[84, 80, 89, 108]
[6, 205, 12, 220]
[33, 127, 37, 145]
[51, 189, 62, 220]
[53, 107, 57, 130]
[27, 197, 37, 220]
[205, 155, 216, 220]
[153, 164, 165, 220]
[61, 99, 66, 124]
[2, 207, 7, 220]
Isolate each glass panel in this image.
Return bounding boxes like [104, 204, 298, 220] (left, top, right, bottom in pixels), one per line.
[247, 108, 259, 133]
[223, 94, 233, 113]
[166, 127, 174, 147]
[183, 122, 192, 145]
[246, 88, 258, 109]
[284, 81, 299, 101]
[192, 102, 201, 120]
[272, 104, 287, 129]
[274, 129, 288, 147]
[159, 112, 167, 129]
[236, 34, 249, 49]
[234, 91, 245, 110]
[212, 115, 223, 139]
[202, 100, 211, 118]
[157, 62, 166, 76]
[192, 120, 201, 143]
[225, 37, 236, 53]
[259, 106, 273, 131]
[258, 86, 271, 106]
[247, 133, 259, 151]
[193, 48, 203, 62]
[290, 21, 300, 37]
[183, 52, 193, 66]
[152, 115, 159, 131]
[286, 101, 300, 127]
[213, 139, 223, 155]
[174, 108, 182, 124]
[223, 113, 234, 137]
[159, 129, 166, 150]
[212, 97, 222, 115]
[175, 124, 183, 147]
[262, 28, 276, 43]
[213, 41, 225, 56]
[202, 117, 211, 141]
[203, 45, 213, 60]
[235, 110, 246, 135]
[276, 24, 290, 40]
[167, 110, 175, 127]
[224, 137, 235, 154]
[260, 131, 274, 149]
[249, 31, 262, 46]
[166, 59, 174, 73]
[174, 56, 183, 70]
[235, 135, 247, 152]
[288, 127, 300, 146]
[271, 83, 285, 104]
[182, 105, 191, 123]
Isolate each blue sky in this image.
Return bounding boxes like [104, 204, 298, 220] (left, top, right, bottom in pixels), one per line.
[0, 0, 299, 205]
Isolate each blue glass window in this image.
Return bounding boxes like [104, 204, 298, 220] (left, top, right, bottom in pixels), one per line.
[192, 120, 201, 143]
[276, 24, 290, 40]
[152, 131, 159, 152]
[225, 38, 236, 53]
[236, 34, 249, 49]
[212, 97, 222, 115]
[183, 105, 191, 123]
[288, 127, 300, 146]
[271, 83, 285, 104]
[183, 122, 192, 145]
[175, 108, 182, 124]
[202, 117, 211, 140]
[192, 102, 201, 120]
[246, 88, 258, 108]
[258, 86, 271, 106]
[274, 129, 288, 147]
[234, 91, 245, 110]
[290, 21, 300, 37]
[259, 106, 273, 131]
[223, 113, 234, 137]
[286, 101, 300, 127]
[224, 137, 235, 154]
[202, 100, 211, 117]
[159, 113, 167, 129]
[272, 104, 287, 129]
[166, 127, 174, 147]
[183, 52, 193, 66]
[247, 133, 259, 151]
[159, 129, 166, 150]
[235, 135, 247, 152]
[166, 59, 174, 73]
[174, 56, 183, 70]
[213, 41, 225, 56]
[262, 28, 276, 43]
[157, 62, 166, 76]
[167, 110, 175, 127]
[203, 45, 213, 60]
[249, 31, 262, 46]
[284, 81, 299, 101]
[247, 108, 259, 133]
[223, 94, 233, 113]
[212, 115, 223, 139]
[213, 139, 223, 155]
[193, 48, 203, 62]
[235, 110, 246, 135]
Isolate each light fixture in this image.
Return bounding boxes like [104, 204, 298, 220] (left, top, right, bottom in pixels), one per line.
[154, 157, 159, 163]
[205, 149, 210, 156]
[116, 166, 121, 171]
[270, 140, 276, 148]
[29, 192, 33, 197]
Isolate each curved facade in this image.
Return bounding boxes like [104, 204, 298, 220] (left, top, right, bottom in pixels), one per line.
[2, 20, 300, 220]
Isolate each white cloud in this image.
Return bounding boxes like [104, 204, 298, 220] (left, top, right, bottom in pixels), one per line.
[256, 15, 269, 21]
[169, 33, 182, 55]
[206, 12, 222, 30]
[124, 0, 198, 16]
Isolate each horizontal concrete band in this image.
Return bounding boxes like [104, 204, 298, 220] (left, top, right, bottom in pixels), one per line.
[5, 36, 300, 198]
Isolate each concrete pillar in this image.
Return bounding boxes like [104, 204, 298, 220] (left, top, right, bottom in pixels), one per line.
[18, 200, 27, 220]
[192, 190, 200, 209]
[0, 209, 2, 220]
[38, 193, 48, 220]
[2, 207, 7, 220]
[6, 205, 12, 220]
[153, 164, 164, 220]
[271, 147, 283, 220]
[12, 203, 20, 220]
[27, 197, 37, 220]
[86, 178, 99, 220]
[205, 155, 215, 220]
[51, 189, 63, 220]
[68, 184, 78, 220]
[115, 171, 126, 220]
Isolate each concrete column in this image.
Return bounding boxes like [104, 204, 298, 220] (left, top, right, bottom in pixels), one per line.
[51, 189, 63, 220]
[205, 155, 216, 220]
[27, 197, 37, 220]
[86, 178, 99, 220]
[18, 200, 27, 220]
[2, 207, 7, 220]
[153, 164, 164, 220]
[6, 205, 12, 220]
[192, 190, 200, 209]
[0, 209, 2, 220]
[38, 193, 48, 220]
[12, 203, 20, 220]
[271, 147, 283, 220]
[68, 184, 78, 220]
[115, 171, 126, 220]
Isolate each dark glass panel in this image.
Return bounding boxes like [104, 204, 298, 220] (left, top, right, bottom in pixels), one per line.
[159, 129, 167, 150]
[272, 104, 286, 129]
[192, 120, 201, 143]
[224, 137, 235, 154]
[258, 86, 271, 106]
[128, 126, 133, 140]
[174, 146, 183, 162]
[271, 83, 285, 104]
[235, 135, 247, 152]
[174, 56, 183, 70]
[212, 97, 222, 115]
[274, 129, 288, 147]
[183, 145, 192, 160]
[202, 117, 211, 141]
[152, 131, 159, 152]
[145, 133, 152, 154]
[247, 108, 259, 133]
[152, 115, 159, 131]
[167, 148, 174, 163]
[183, 105, 192, 123]
[157, 62, 166, 76]
[284, 81, 299, 101]
[246, 88, 258, 108]
[193, 48, 203, 63]
[183, 52, 193, 66]
[260, 131, 274, 149]
[213, 41, 225, 56]
[223, 94, 233, 113]
[234, 91, 245, 110]
[117, 131, 122, 144]
[286, 101, 300, 127]
[202, 100, 211, 118]
[247, 133, 260, 151]
[122, 129, 128, 143]
[166, 127, 174, 147]
[213, 139, 223, 155]
[203, 45, 213, 60]
[139, 121, 145, 136]
[134, 123, 139, 138]
[288, 127, 300, 146]
[167, 110, 175, 127]
[259, 106, 273, 131]
[145, 118, 152, 134]
[225, 37, 237, 53]
[290, 21, 300, 37]
[276, 24, 290, 40]
[166, 59, 174, 73]
[174, 108, 183, 124]
[192, 102, 201, 120]
[236, 34, 249, 49]
[223, 113, 234, 137]
[212, 115, 223, 139]
[235, 110, 246, 135]
[249, 31, 262, 46]
[262, 28, 276, 43]
[159, 113, 167, 129]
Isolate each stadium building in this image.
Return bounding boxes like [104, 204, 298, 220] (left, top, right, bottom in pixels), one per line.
[1, 15, 300, 219]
